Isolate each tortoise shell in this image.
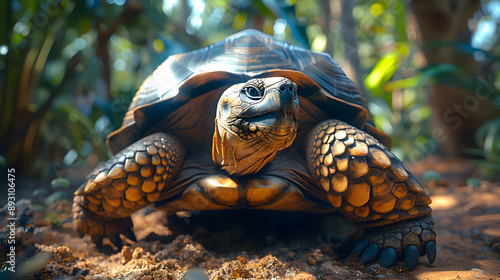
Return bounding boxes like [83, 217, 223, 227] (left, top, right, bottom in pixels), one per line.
[107, 29, 391, 155]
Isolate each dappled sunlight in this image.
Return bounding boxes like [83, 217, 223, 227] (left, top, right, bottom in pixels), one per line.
[430, 195, 458, 210]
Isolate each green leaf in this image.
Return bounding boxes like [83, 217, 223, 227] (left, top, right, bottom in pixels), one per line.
[383, 63, 483, 91]
[32, 204, 47, 212]
[422, 171, 442, 184]
[394, 0, 407, 42]
[44, 191, 67, 205]
[466, 178, 480, 188]
[475, 118, 500, 151]
[33, 188, 49, 197]
[383, 75, 421, 91]
[252, 0, 274, 18]
[464, 148, 486, 158]
[46, 211, 63, 226]
[51, 178, 71, 189]
[418, 64, 461, 82]
[422, 41, 499, 62]
[364, 51, 399, 96]
[55, 104, 95, 133]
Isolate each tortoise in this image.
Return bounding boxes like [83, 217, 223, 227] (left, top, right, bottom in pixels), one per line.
[72, 29, 436, 270]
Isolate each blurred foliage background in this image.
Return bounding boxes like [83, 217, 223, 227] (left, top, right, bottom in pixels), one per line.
[1, 0, 500, 183]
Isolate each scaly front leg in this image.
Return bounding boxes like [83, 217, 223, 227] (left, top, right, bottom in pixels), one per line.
[306, 120, 436, 270]
[72, 133, 184, 247]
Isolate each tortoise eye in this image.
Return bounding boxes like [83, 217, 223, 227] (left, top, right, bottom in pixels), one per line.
[244, 86, 262, 100]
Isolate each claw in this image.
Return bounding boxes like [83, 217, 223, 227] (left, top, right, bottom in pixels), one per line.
[405, 245, 420, 270]
[353, 238, 369, 253]
[144, 206, 154, 216]
[109, 234, 123, 249]
[379, 247, 397, 268]
[91, 235, 103, 247]
[123, 227, 137, 242]
[361, 244, 379, 264]
[425, 241, 436, 264]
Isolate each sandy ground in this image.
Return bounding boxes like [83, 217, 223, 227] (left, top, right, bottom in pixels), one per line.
[1, 156, 499, 279]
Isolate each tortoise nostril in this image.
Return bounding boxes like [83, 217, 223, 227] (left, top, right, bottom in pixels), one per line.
[279, 84, 295, 95]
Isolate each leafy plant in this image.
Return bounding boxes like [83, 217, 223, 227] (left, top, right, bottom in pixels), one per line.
[467, 118, 500, 175]
[31, 178, 72, 227]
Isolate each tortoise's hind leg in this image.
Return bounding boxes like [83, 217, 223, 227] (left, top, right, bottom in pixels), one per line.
[306, 120, 436, 270]
[72, 133, 185, 248]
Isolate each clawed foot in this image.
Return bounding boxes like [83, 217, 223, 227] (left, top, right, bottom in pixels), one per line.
[72, 201, 136, 249]
[352, 216, 436, 270]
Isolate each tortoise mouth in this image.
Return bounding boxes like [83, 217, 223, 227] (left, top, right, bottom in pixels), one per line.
[223, 111, 298, 139]
[237, 112, 297, 138]
[246, 112, 297, 129]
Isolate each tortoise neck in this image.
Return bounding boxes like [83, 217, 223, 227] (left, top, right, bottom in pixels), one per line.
[212, 118, 294, 176]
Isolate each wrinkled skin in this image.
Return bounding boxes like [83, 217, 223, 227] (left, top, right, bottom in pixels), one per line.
[73, 77, 436, 270]
[213, 77, 299, 175]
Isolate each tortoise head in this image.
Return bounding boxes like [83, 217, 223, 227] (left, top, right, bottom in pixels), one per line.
[212, 77, 299, 175]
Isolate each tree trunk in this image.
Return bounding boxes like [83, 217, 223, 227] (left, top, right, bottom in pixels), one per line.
[339, 0, 365, 94]
[409, 0, 498, 156]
